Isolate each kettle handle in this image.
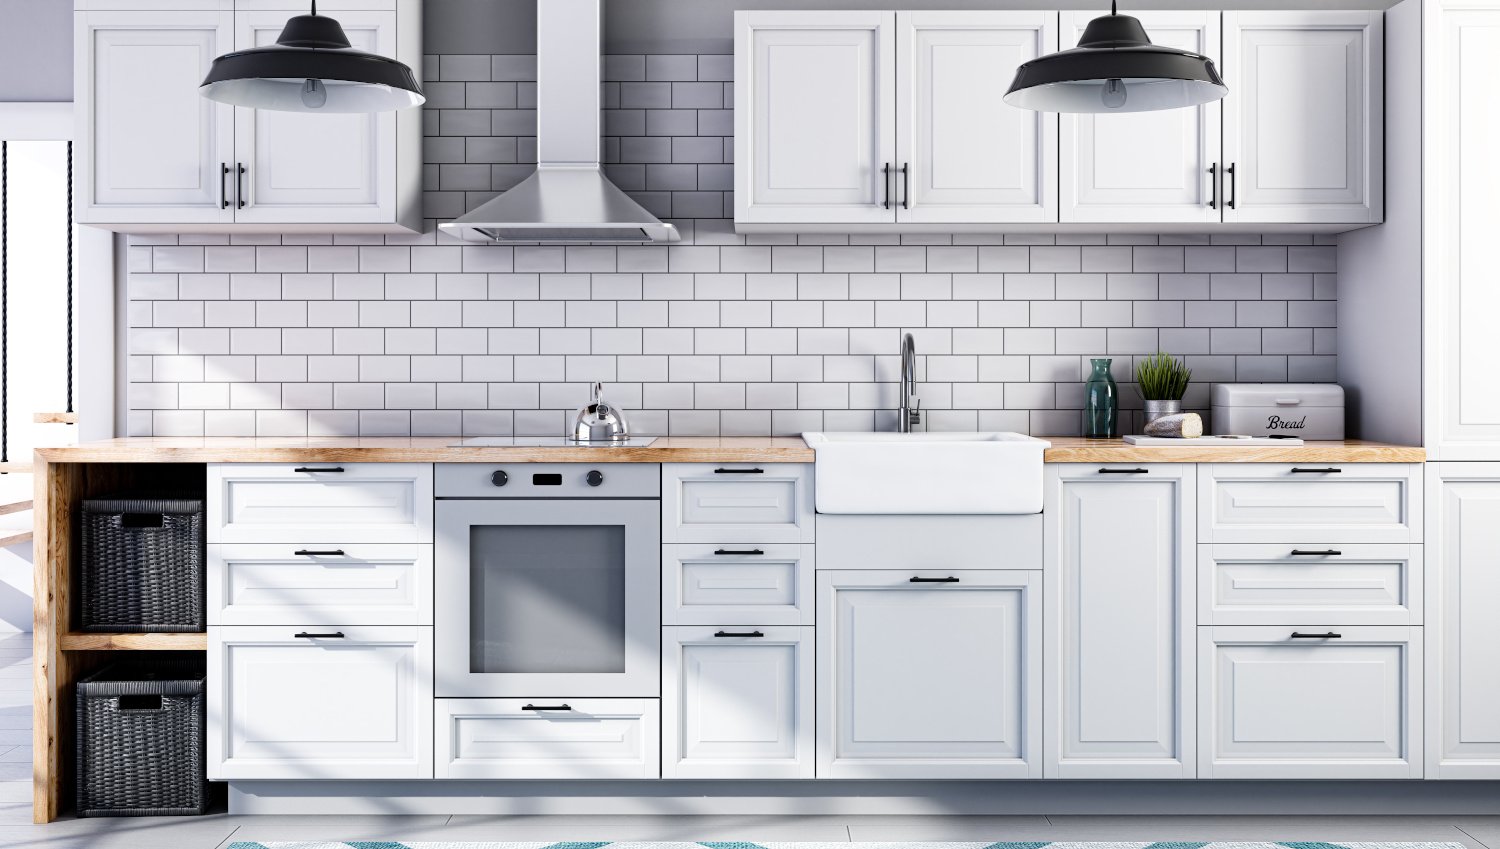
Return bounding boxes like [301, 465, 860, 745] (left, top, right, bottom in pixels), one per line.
[592, 382, 604, 404]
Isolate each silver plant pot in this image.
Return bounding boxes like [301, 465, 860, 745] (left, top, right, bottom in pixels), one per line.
[1142, 399, 1183, 427]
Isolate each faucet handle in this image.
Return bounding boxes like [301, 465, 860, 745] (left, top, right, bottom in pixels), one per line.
[910, 398, 921, 425]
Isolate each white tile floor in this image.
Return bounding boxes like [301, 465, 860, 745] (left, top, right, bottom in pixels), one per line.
[0, 633, 1495, 849]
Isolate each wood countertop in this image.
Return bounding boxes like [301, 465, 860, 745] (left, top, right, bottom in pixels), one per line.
[36, 436, 1423, 464]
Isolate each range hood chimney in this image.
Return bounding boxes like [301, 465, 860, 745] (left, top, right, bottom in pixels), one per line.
[439, 0, 680, 244]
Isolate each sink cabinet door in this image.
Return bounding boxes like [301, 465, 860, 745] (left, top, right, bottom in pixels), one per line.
[1044, 464, 1197, 778]
[817, 569, 1041, 778]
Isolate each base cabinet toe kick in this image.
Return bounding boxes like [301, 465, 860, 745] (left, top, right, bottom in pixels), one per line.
[205, 460, 1456, 784]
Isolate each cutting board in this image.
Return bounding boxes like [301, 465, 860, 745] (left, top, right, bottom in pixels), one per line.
[1122, 435, 1305, 446]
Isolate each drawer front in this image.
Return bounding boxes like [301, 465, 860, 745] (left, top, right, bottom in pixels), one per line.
[817, 513, 1043, 570]
[1199, 544, 1422, 626]
[663, 544, 814, 626]
[209, 463, 434, 544]
[209, 544, 433, 626]
[663, 463, 814, 544]
[662, 626, 814, 779]
[1199, 464, 1422, 543]
[208, 625, 434, 780]
[1198, 625, 1422, 779]
[434, 698, 660, 779]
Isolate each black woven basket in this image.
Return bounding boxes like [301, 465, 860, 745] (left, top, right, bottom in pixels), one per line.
[76, 663, 208, 817]
[80, 498, 205, 632]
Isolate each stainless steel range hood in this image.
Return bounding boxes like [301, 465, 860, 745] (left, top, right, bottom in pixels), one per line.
[439, 0, 679, 245]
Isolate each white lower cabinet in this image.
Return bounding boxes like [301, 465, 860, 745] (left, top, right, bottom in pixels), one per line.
[1198, 625, 1422, 779]
[817, 569, 1041, 779]
[662, 626, 813, 779]
[208, 625, 433, 780]
[434, 699, 660, 779]
[208, 543, 433, 626]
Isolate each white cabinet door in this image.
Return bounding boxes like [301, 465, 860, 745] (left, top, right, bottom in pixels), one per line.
[662, 544, 815, 626]
[1427, 463, 1500, 778]
[208, 463, 434, 545]
[1060, 12, 1222, 224]
[1200, 543, 1423, 627]
[208, 543, 433, 626]
[1222, 11, 1383, 224]
[1044, 464, 1196, 779]
[662, 626, 814, 779]
[435, 698, 660, 780]
[1198, 463, 1422, 545]
[1199, 625, 1421, 779]
[208, 625, 434, 779]
[233, 9, 396, 225]
[662, 463, 816, 544]
[734, 11, 896, 225]
[75, 10, 235, 225]
[896, 11, 1057, 224]
[817, 569, 1041, 779]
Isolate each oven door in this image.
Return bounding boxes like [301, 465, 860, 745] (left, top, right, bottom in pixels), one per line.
[435, 498, 661, 697]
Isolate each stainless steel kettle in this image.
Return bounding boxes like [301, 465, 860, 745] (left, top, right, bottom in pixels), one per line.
[570, 382, 631, 442]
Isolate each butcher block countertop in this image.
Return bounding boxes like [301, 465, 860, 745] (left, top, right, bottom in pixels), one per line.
[36, 436, 1424, 464]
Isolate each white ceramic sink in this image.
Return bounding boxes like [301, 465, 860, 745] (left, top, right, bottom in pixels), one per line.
[802, 432, 1051, 515]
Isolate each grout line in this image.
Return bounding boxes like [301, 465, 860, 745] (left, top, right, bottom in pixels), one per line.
[1458, 825, 1496, 849]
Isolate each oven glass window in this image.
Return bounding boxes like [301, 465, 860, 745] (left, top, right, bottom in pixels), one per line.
[469, 524, 627, 673]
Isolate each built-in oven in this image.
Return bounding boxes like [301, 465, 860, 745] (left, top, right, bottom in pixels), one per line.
[434, 463, 660, 698]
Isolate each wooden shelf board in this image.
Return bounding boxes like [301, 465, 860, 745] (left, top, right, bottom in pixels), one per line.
[0, 500, 31, 516]
[59, 632, 207, 651]
[0, 531, 32, 548]
[32, 413, 78, 425]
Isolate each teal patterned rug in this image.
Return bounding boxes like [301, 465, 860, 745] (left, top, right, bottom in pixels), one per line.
[223, 842, 1469, 849]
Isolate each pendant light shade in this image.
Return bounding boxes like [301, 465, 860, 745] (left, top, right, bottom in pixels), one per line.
[200, 3, 423, 113]
[1005, 4, 1226, 114]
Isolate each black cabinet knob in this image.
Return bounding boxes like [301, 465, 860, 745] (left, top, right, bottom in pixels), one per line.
[491, 470, 508, 487]
[586, 470, 604, 487]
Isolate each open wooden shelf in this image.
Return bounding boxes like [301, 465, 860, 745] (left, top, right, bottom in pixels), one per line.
[33, 412, 78, 425]
[59, 632, 207, 651]
[0, 530, 33, 548]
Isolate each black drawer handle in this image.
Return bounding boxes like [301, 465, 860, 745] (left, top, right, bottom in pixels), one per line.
[714, 630, 765, 638]
[294, 631, 345, 639]
[293, 466, 345, 473]
[1098, 468, 1149, 475]
[910, 576, 960, 583]
[1290, 632, 1342, 639]
[1290, 549, 1342, 557]
[714, 468, 765, 474]
[523, 703, 572, 711]
[294, 549, 346, 557]
[713, 548, 765, 556]
[1291, 467, 1342, 474]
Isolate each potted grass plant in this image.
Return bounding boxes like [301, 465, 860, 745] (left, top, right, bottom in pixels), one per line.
[1136, 351, 1192, 426]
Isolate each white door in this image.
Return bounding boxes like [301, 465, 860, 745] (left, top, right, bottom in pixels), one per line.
[817, 569, 1041, 779]
[1222, 11, 1383, 224]
[75, 10, 235, 224]
[1060, 12, 1222, 224]
[662, 626, 814, 779]
[1044, 465, 1196, 779]
[734, 11, 896, 225]
[896, 11, 1057, 224]
[1199, 626, 1422, 779]
[1427, 6, 1500, 460]
[1428, 463, 1500, 778]
[233, 9, 396, 224]
[208, 625, 434, 779]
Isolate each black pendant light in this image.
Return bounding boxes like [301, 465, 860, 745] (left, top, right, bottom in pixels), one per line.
[200, 1, 424, 113]
[1005, 2, 1226, 114]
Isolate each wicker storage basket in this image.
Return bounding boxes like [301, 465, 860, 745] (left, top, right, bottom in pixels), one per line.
[80, 498, 205, 632]
[75, 663, 208, 816]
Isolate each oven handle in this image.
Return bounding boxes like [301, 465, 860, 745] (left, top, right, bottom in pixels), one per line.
[522, 703, 572, 711]
[714, 468, 764, 474]
[714, 630, 765, 638]
[294, 631, 345, 639]
[713, 548, 765, 556]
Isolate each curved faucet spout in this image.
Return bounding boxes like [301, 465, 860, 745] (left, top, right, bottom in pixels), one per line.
[899, 332, 921, 433]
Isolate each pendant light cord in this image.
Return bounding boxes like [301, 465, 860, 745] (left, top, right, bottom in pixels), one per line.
[66, 141, 73, 416]
[2, 142, 10, 468]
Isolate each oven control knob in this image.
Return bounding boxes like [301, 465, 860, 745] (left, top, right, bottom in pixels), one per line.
[491, 470, 508, 487]
[586, 470, 605, 487]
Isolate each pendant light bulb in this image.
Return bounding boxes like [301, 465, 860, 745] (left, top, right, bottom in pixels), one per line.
[300, 78, 328, 108]
[1101, 78, 1127, 109]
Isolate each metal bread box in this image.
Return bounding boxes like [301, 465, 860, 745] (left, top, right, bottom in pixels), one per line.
[1211, 383, 1345, 440]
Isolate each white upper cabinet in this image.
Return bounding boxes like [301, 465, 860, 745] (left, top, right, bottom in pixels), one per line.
[76, 9, 236, 225]
[1059, 11, 1222, 224]
[896, 11, 1057, 224]
[1222, 11, 1384, 225]
[734, 11, 896, 226]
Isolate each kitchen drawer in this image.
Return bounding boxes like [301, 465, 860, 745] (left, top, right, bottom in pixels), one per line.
[208, 463, 433, 544]
[434, 698, 660, 779]
[662, 544, 814, 626]
[1198, 625, 1422, 779]
[663, 463, 814, 544]
[817, 514, 1043, 570]
[208, 625, 433, 780]
[662, 626, 814, 779]
[209, 543, 433, 626]
[1198, 463, 1422, 544]
[1199, 544, 1422, 626]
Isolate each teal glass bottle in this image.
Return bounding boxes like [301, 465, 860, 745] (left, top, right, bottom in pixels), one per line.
[1083, 357, 1118, 438]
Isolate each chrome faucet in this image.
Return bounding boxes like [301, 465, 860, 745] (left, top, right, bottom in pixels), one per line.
[898, 332, 921, 433]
